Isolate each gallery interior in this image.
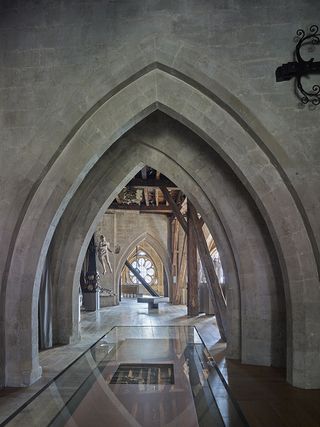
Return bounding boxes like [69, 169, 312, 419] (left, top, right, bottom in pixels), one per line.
[0, 1, 320, 426]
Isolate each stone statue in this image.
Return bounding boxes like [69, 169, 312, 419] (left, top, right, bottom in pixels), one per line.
[97, 235, 120, 274]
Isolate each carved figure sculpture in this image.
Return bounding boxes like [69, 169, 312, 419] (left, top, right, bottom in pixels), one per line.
[98, 235, 113, 274]
[97, 235, 120, 274]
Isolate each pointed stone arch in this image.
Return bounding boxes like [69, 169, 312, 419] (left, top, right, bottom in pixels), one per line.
[114, 232, 171, 298]
[49, 129, 240, 357]
[2, 57, 318, 389]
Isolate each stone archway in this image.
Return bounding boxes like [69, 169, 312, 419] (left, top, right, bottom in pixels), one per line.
[51, 111, 285, 366]
[49, 124, 241, 356]
[114, 232, 171, 299]
[2, 60, 319, 389]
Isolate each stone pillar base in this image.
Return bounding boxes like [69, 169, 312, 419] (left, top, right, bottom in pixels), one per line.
[6, 364, 42, 387]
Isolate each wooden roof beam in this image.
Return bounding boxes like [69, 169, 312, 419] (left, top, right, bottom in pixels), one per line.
[189, 202, 227, 341]
[141, 166, 147, 180]
[108, 203, 173, 214]
[127, 178, 178, 189]
[160, 186, 188, 233]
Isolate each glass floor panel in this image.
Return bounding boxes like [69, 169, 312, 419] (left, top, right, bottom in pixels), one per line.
[3, 326, 249, 427]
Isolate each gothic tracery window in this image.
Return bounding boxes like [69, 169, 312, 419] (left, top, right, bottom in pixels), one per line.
[128, 250, 157, 286]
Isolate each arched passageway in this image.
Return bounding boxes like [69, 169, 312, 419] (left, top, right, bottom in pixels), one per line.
[50, 111, 284, 367]
[2, 64, 319, 390]
[115, 232, 171, 298]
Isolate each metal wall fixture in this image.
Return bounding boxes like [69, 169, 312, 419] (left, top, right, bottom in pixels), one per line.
[276, 25, 320, 105]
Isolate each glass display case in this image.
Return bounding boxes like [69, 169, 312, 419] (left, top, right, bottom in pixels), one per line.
[3, 326, 249, 427]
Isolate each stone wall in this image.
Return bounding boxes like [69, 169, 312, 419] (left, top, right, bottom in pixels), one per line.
[0, 0, 319, 388]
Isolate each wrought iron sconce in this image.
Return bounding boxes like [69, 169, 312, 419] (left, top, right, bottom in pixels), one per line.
[275, 25, 320, 106]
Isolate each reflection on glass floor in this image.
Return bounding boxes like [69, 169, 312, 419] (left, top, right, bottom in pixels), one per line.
[3, 327, 249, 427]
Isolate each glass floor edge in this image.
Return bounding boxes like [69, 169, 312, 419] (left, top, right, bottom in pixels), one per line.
[2, 326, 250, 427]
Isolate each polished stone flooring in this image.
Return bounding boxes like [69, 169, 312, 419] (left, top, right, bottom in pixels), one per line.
[1, 299, 320, 427]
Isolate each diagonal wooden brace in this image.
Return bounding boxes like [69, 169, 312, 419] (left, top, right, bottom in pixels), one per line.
[188, 203, 227, 341]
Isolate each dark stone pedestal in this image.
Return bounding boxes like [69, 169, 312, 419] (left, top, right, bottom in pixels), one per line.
[83, 292, 100, 311]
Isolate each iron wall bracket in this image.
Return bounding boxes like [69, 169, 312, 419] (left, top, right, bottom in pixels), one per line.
[275, 25, 320, 105]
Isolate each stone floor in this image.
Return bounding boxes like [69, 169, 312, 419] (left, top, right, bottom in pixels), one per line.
[1, 299, 320, 427]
